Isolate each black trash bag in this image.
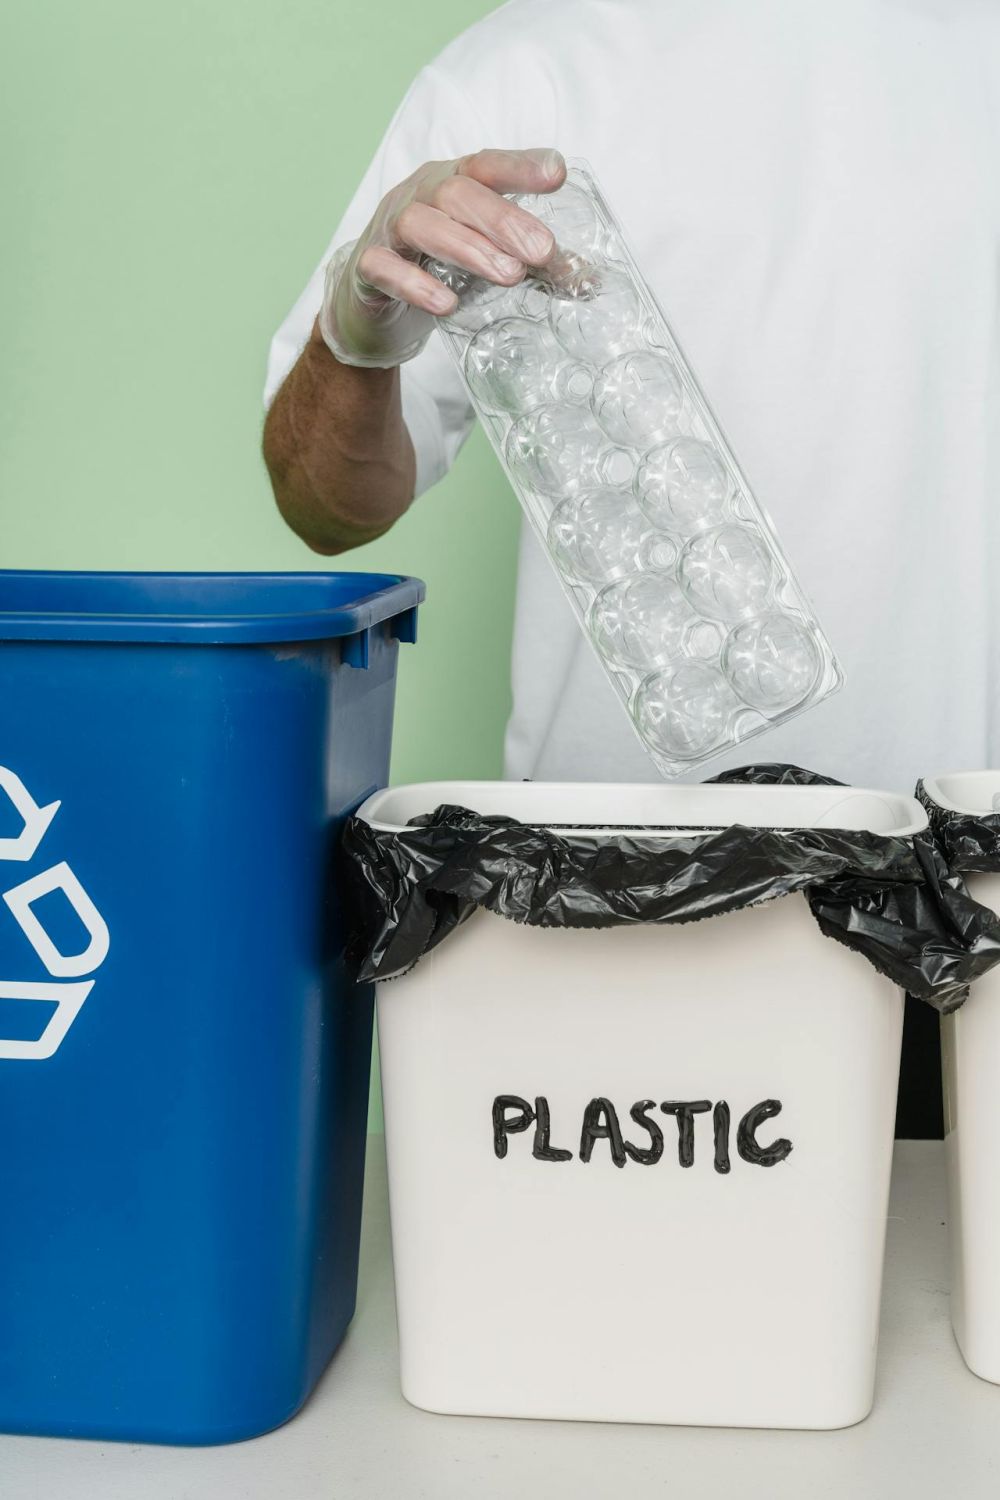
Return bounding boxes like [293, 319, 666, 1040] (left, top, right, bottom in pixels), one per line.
[706, 763, 845, 788]
[342, 764, 1000, 1011]
[915, 781, 1000, 873]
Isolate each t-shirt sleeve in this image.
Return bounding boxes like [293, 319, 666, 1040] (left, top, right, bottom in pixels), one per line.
[263, 64, 489, 500]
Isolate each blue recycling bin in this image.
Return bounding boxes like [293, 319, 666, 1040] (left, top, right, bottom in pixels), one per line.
[0, 568, 423, 1445]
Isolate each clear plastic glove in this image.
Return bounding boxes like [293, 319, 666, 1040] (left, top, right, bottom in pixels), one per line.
[318, 148, 566, 369]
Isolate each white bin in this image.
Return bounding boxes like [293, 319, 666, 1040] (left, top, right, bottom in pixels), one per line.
[360, 781, 926, 1430]
[921, 772, 1000, 1385]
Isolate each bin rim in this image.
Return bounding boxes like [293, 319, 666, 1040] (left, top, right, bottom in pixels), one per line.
[0, 568, 425, 644]
[921, 772, 1000, 817]
[357, 780, 928, 840]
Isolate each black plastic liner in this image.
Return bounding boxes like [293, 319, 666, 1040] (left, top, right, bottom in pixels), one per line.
[343, 765, 1000, 1011]
[916, 781, 1000, 873]
[707, 764, 845, 788]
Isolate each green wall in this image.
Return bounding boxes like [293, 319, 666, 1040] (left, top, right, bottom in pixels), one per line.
[0, 0, 518, 1123]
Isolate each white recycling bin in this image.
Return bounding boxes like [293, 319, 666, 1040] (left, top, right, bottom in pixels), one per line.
[921, 772, 1000, 1385]
[359, 780, 927, 1430]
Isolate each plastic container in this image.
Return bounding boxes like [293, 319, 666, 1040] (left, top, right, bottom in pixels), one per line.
[360, 780, 923, 1430]
[428, 162, 842, 780]
[0, 568, 422, 1444]
[919, 772, 1000, 1385]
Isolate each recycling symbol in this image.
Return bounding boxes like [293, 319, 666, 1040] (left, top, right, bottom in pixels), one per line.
[0, 765, 110, 1060]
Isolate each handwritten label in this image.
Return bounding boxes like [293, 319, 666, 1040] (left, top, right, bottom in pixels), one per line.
[492, 1095, 792, 1171]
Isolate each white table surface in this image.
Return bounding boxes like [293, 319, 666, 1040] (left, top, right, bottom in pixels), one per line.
[3, 1139, 999, 1500]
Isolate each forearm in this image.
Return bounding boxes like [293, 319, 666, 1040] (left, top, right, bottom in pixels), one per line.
[264, 147, 564, 550]
[262, 318, 416, 555]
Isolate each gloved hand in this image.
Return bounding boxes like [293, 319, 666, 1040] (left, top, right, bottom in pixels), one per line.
[318, 148, 565, 369]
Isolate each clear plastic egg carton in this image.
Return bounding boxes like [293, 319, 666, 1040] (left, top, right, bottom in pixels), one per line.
[428, 160, 842, 779]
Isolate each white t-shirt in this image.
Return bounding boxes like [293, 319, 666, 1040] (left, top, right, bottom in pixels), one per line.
[265, 0, 1000, 792]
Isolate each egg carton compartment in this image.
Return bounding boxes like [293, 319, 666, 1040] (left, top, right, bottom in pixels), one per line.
[428, 161, 842, 779]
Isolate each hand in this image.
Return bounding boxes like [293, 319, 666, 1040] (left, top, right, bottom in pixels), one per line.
[318, 147, 566, 368]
